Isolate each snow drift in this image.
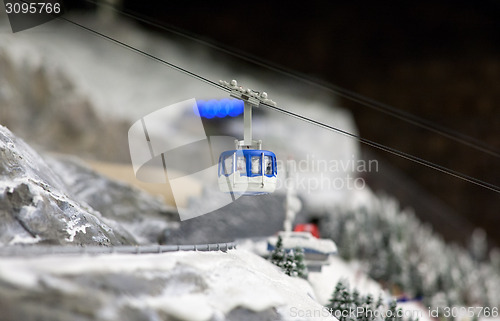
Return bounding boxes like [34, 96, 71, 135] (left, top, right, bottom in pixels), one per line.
[0, 249, 335, 321]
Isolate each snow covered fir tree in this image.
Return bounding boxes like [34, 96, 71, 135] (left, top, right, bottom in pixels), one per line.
[270, 235, 286, 268]
[320, 191, 500, 311]
[270, 235, 309, 279]
[292, 247, 308, 279]
[327, 279, 414, 321]
[326, 279, 418, 321]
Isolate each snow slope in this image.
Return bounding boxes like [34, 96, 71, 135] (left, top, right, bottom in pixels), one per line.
[0, 249, 337, 321]
[308, 256, 385, 305]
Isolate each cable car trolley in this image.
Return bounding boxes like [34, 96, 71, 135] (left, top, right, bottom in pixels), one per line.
[218, 80, 278, 195]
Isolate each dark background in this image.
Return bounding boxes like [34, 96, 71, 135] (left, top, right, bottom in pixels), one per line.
[67, 1, 500, 247]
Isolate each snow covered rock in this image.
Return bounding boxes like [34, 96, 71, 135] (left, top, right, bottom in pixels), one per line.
[0, 125, 136, 246]
[46, 155, 178, 244]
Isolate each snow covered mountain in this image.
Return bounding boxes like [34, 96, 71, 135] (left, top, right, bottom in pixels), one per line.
[0, 249, 335, 321]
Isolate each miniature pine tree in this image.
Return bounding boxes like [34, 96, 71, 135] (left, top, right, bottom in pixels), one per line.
[270, 235, 286, 268]
[348, 289, 363, 321]
[395, 307, 403, 321]
[353, 290, 364, 321]
[352, 289, 362, 307]
[328, 279, 346, 312]
[385, 300, 401, 321]
[326, 281, 411, 321]
[339, 282, 352, 321]
[270, 237, 309, 279]
[326, 279, 352, 321]
[385, 300, 395, 321]
[283, 249, 297, 276]
[364, 293, 373, 307]
[293, 246, 308, 279]
[328, 279, 352, 321]
[362, 293, 374, 321]
[375, 293, 383, 309]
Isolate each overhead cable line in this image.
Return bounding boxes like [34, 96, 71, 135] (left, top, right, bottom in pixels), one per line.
[84, 0, 500, 159]
[57, 17, 228, 93]
[55, 15, 500, 194]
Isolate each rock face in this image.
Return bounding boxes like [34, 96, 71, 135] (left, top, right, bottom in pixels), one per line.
[0, 125, 138, 246]
[46, 155, 178, 244]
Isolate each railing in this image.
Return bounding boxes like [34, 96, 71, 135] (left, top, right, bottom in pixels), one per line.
[0, 242, 237, 257]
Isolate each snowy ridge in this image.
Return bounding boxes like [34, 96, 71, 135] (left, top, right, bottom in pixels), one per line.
[0, 249, 336, 321]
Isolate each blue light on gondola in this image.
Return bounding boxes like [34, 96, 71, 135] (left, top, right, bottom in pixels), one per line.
[196, 98, 244, 119]
[216, 99, 229, 118]
[205, 99, 217, 119]
[228, 99, 244, 117]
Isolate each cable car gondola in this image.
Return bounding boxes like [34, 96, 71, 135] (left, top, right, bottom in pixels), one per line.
[217, 80, 278, 195]
[218, 145, 277, 195]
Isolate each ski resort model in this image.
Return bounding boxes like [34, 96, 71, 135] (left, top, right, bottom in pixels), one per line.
[267, 157, 337, 272]
[218, 80, 278, 195]
[267, 231, 337, 261]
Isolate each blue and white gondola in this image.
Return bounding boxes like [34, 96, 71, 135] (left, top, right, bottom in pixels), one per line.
[218, 149, 277, 195]
[217, 80, 279, 196]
